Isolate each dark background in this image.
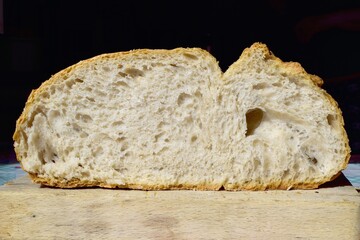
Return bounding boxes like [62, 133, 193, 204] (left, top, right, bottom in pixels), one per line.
[1, 0, 360, 161]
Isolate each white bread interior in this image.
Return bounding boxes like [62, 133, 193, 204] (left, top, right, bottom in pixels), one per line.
[13, 43, 350, 190]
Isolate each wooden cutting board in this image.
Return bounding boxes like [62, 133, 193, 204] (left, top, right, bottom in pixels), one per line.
[0, 174, 359, 240]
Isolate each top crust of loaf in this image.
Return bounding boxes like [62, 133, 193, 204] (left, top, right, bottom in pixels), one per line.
[13, 43, 351, 190]
[225, 43, 324, 87]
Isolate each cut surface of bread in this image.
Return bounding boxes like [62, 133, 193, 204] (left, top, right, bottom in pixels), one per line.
[13, 43, 350, 190]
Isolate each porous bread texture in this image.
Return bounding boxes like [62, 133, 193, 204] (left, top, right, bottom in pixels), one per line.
[13, 43, 350, 190]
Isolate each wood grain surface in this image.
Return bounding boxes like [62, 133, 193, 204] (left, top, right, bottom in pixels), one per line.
[0, 175, 359, 240]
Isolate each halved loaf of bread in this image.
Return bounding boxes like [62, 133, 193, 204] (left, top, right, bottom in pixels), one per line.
[13, 43, 350, 190]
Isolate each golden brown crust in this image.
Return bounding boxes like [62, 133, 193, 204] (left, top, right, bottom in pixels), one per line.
[28, 171, 335, 191]
[225, 42, 324, 87]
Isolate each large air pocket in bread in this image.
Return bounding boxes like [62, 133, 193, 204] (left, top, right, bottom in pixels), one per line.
[13, 43, 350, 190]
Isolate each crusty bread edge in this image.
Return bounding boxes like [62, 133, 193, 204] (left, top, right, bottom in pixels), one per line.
[28, 172, 340, 190]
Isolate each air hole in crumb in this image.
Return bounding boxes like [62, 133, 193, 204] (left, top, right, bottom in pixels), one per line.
[158, 147, 169, 154]
[86, 97, 95, 102]
[93, 147, 104, 157]
[65, 81, 74, 88]
[94, 90, 106, 97]
[64, 147, 74, 155]
[111, 88, 120, 95]
[253, 158, 261, 170]
[217, 94, 222, 104]
[293, 163, 299, 171]
[245, 108, 264, 136]
[81, 172, 90, 177]
[327, 114, 336, 128]
[272, 82, 282, 87]
[112, 121, 124, 126]
[310, 157, 318, 165]
[51, 153, 58, 163]
[157, 107, 165, 113]
[50, 86, 56, 95]
[124, 68, 144, 78]
[183, 53, 198, 60]
[38, 151, 46, 164]
[191, 135, 198, 143]
[41, 92, 50, 99]
[48, 110, 60, 121]
[253, 83, 268, 90]
[184, 116, 193, 124]
[102, 66, 110, 72]
[177, 92, 192, 106]
[154, 132, 164, 142]
[80, 132, 89, 138]
[283, 169, 290, 178]
[116, 137, 126, 143]
[121, 144, 128, 152]
[194, 90, 203, 98]
[114, 81, 129, 88]
[117, 72, 128, 78]
[75, 113, 93, 123]
[65, 78, 84, 89]
[72, 123, 81, 132]
[157, 121, 167, 128]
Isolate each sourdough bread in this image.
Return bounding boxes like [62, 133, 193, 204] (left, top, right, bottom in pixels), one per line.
[13, 43, 350, 190]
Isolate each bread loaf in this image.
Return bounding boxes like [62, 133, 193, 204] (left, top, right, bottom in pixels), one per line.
[13, 43, 350, 190]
